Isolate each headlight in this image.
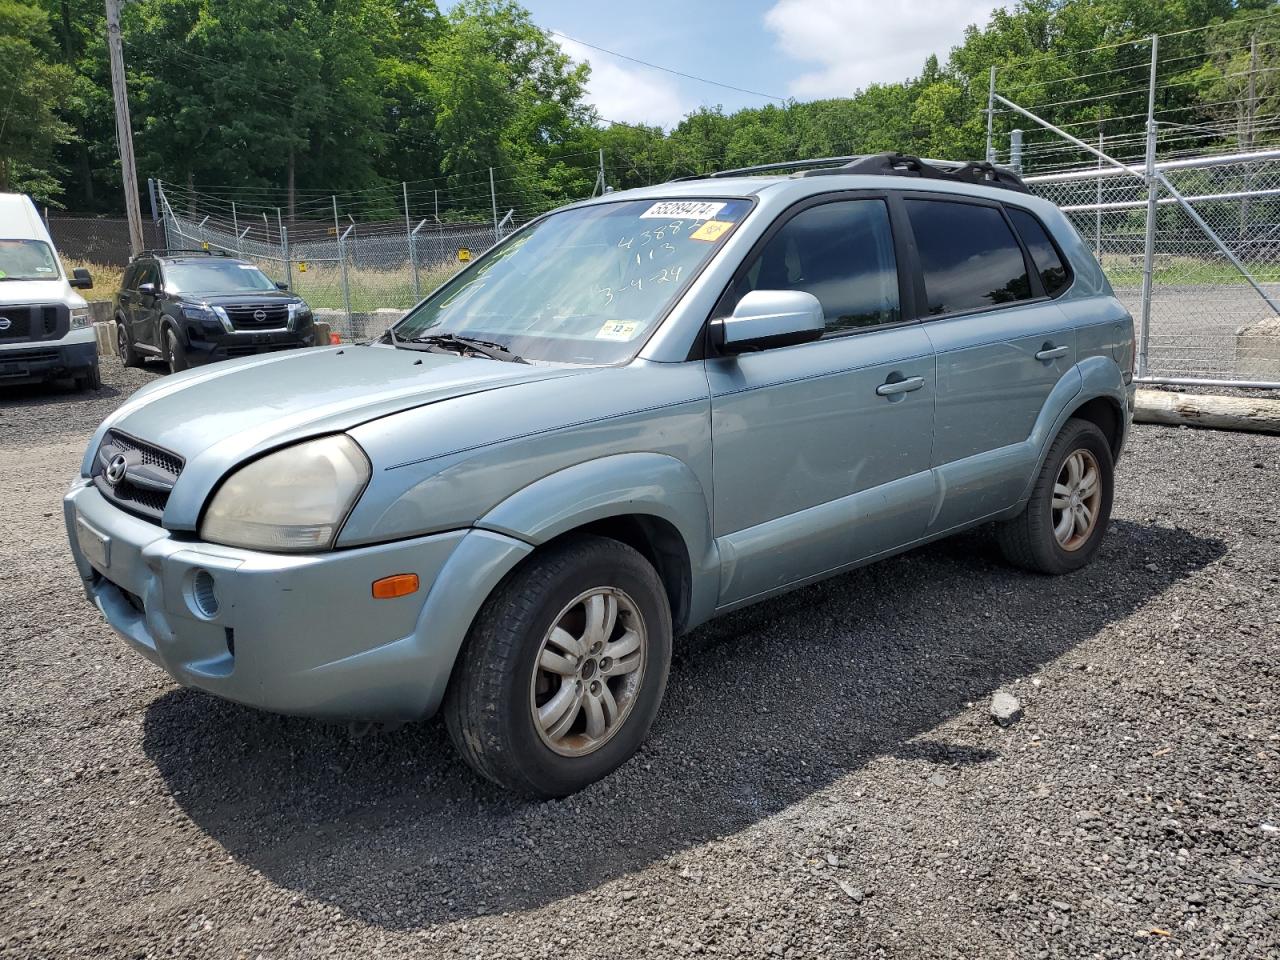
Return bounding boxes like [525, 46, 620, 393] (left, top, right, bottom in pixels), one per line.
[288, 302, 312, 324]
[182, 304, 232, 330]
[70, 307, 93, 329]
[200, 435, 371, 552]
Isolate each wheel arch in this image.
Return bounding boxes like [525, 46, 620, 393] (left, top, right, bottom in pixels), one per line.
[474, 452, 718, 636]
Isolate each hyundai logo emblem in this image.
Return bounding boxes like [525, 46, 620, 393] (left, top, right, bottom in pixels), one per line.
[0, 317, 10, 331]
[253, 309, 267, 322]
[105, 454, 129, 485]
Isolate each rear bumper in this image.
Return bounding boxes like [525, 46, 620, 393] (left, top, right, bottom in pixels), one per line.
[0, 333, 97, 383]
[64, 480, 531, 720]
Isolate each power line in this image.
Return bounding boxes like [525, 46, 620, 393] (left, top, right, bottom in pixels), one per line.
[548, 29, 787, 103]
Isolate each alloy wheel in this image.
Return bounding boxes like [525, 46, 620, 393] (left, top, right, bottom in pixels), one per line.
[1051, 448, 1102, 551]
[529, 587, 647, 757]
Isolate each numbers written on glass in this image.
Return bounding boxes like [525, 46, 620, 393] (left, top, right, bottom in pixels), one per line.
[616, 221, 686, 249]
[594, 265, 684, 306]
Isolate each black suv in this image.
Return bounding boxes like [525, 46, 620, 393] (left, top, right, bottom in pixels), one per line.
[115, 250, 315, 373]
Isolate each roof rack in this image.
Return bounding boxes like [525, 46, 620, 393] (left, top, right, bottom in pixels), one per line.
[133, 248, 233, 261]
[674, 152, 1029, 194]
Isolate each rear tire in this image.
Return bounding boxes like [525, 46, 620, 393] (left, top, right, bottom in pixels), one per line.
[117, 322, 142, 368]
[444, 535, 672, 797]
[996, 418, 1114, 575]
[164, 326, 188, 374]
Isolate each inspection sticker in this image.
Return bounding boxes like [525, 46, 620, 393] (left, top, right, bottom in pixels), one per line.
[689, 220, 733, 242]
[639, 200, 726, 221]
[595, 319, 641, 341]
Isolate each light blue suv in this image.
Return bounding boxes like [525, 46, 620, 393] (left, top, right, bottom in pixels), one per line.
[65, 154, 1135, 796]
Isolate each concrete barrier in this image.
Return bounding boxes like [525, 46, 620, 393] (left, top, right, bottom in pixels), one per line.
[1235, 316, 1280, 381]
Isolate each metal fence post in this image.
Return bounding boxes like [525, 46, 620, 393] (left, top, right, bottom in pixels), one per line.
[232, 202, 240, 255]
[338, 225, 353, 330]
[410, 219, 428, 300]
[1137, 34, 1159, 381]
[1009, 129, 1023, 174]
[490, 167, 499, 243]
[985, 66, 997, 164]
[282, 224, 292, 290]
[1095, 125, 1104, 261]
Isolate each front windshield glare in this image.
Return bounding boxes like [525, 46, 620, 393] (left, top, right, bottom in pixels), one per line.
[393, 198, 752, 363]
[0, 240, 59, 281]
[165, 261, 278, 294]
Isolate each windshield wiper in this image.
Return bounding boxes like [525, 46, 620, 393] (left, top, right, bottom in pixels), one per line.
[405, 333, 528, 364]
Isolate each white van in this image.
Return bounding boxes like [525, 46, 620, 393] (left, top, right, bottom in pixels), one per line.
[0, 193, 99, 390]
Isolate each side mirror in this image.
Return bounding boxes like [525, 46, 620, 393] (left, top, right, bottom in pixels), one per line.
[275, 281, 288, 291]
[69, 267, 93, 290]
[711, 289, 825, 355]
[137, 282, 158, 298]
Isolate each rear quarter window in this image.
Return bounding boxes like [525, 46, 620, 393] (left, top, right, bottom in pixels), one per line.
[1007, 207, 1071, 297]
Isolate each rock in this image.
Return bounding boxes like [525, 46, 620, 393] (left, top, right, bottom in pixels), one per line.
[837, 881, 864, 903]
[928, 773, 948, 787]
[990, 691, 1023, 727]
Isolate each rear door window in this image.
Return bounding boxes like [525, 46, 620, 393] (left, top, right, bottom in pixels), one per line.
[1007, 207, 1070, 297]
[905, 199, 1031, 316]
[732, 198, 901, 335]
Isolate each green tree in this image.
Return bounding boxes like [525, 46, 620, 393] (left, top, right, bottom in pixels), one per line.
[0, 0, 74, 199]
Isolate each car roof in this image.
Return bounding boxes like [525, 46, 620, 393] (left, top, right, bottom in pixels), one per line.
[0, 193, 53, 243]
[571, 173, 1061, 218]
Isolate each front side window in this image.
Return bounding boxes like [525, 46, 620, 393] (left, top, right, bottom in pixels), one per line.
[394, 198, 752, 364]
[0, 239, 59, 281]
[163, 260, 278, 294]
[1007, 207, 1070, 297]
[730, 199, 900, 335]
[906, 199, 1031, 315]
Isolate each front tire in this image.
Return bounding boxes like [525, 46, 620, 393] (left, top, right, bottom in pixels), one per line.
[996, 418, 1114, 574]
[444, 535, 672, 797]
[117, 322, 142, 368]
[75, 362, 101, 391]
[164, 326, 188, 374]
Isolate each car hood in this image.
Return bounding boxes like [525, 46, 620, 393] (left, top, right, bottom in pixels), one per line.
[83, 345, 586, 528]
[0, 277, 84, 308]
[188, 291, 300, 306]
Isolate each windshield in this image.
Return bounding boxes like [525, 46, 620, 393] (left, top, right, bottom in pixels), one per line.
[0, 239, 59, 282]
[164, 260, 278, 294]
[393, 197, 753, 363]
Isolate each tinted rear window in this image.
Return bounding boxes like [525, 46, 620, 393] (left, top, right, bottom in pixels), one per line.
[905, 199, 1031, 315]
[1007, 207, 1070, 297]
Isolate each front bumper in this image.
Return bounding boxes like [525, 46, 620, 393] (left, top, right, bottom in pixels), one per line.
[183, 324, 313, 364]
[64, 480, 530, 720]
[0, 334, 97, 383]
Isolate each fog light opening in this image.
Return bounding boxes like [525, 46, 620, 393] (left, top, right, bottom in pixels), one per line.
[191, 568, 219, 618]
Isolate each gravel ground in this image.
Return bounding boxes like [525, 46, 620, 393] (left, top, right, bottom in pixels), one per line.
[1, 361, 1277, 959]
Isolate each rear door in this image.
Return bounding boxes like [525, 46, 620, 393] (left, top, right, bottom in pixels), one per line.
[902, 195, 1075, 534]
[707, 193, 936, 608]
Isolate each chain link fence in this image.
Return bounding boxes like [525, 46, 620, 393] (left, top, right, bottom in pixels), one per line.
[1027, 151, 1280, 386]
[46, 216, 165, 267]
[157, 185, 523, 340]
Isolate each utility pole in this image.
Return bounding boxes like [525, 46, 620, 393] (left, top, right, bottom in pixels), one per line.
[104, 0, 144, 256]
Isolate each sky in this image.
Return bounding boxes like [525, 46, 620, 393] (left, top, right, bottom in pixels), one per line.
[447, 0, 1006, 129]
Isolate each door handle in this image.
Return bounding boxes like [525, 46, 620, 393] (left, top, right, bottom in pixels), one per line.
[1035, 344, 1069, 361]
[876, 375, 925, 397]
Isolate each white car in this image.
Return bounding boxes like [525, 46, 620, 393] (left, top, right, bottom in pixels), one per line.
[0, 193, 99, 390]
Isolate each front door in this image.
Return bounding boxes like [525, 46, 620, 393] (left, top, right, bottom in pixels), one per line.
[707, 195, 936, 609]
[901, 196, 1077, 534]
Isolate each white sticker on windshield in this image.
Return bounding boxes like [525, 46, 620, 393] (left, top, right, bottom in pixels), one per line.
[639, 201, 726, 221]
[36, 266, 53, 272]
[595, 320, 641, 341]
[238, 264, 258, 269]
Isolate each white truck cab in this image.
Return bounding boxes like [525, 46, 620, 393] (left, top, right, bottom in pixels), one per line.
[0, 193, 100, 390]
